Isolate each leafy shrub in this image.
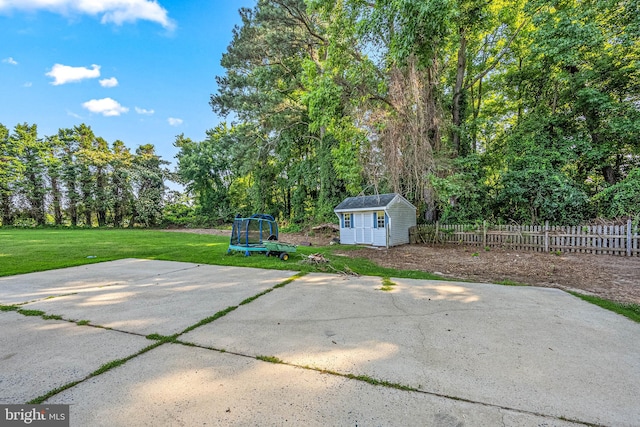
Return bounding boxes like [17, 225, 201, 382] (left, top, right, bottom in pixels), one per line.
[493, 162, 591, 225]
[592, 168, 640, 218]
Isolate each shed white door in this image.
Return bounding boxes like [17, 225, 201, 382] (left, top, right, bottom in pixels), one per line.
[354, 213, 373, 244]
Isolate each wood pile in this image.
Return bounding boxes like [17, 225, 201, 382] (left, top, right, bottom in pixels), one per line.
[312, 223, 339, 232]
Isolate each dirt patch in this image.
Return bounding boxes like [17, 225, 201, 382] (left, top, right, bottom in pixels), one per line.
[338, 245, 640, 305]
[163, 228, 640, 305]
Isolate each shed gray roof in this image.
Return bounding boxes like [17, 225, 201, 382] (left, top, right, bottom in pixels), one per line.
[334, 193, 399, 211]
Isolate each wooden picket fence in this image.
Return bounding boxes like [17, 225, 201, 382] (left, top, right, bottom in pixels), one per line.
[409, 219, 640, 257]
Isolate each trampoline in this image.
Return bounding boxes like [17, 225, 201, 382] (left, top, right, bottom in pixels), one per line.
[227, 214, 278, 256]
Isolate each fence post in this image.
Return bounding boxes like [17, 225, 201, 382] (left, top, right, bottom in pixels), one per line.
[483, 220, 487, 248]
[544, 220, 549, 252]
[627, 218, 632, 257]
[435, 221, 439, 244]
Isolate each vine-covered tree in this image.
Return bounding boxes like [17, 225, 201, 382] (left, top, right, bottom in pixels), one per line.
[12, 123, 47, 226]
[74, 124, 97, 226]
[45, 134, 64, 225]
[0, 123, 20, 225]
[110, 140, 134, 228]
[131, 144, 166, 227]
[58, 127, 81, 227]
[0, 122, 170, 228]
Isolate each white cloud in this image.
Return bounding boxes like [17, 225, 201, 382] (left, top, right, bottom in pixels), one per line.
[0, 0, 175, 30]
[23, 82, 33, 87]
[47, 63, 101, 85]
[99, 77, 118, 87]
[82, 97, 128, 116]
[168, 117, 183, 126]
[2, 57, 18, 65]
[135, 107, 154, 115]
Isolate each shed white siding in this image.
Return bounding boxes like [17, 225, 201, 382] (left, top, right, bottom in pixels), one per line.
[339, 228, 355, 244]
[386, 197, 416, 246]
[339, 215, 356, 244]
[371, 212, 387, 247]
[335, 194, 416, 247]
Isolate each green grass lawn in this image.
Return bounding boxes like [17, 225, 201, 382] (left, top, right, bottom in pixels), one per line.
[0, 228, 441, 281]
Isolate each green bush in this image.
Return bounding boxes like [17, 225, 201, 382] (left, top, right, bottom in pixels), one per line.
[593, 168, 640, 218]
[493, 162, 591, 225]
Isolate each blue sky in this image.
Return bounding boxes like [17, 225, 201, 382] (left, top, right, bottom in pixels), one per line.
[0, 0, 254, 167]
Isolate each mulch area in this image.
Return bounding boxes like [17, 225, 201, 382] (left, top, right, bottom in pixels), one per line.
[337, 244, 640, 305]
[163, 228, 640, 305]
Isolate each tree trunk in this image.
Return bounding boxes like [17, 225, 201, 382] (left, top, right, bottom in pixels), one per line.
[28, 172, 46, 226]
[83, 205, 92, 227]
[69, 204, 77, 227]
[95, 167, 107, 227]
[128, 207, 137, 228]
[470, 75, 483, 152]
[68, 189, 78, 227]
[50, 176, 63, 226]
[517, 57, 523, 125]
[452, 27, 467, 156]
[602, 165, 617, 185]
[0, 190, 13, 226]
[113, 196, 123, 227]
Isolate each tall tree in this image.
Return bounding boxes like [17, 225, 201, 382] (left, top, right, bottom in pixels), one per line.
[0, 123, 21, 225]
[110, 140, 134, 227]
[450, 0, 530, 155]
[174, 126, 234, 222]
[74, 124, 96, 226]
[310, 0, 454, 217]
[45, 134, 65, 225]
[131, 144, 166, 227]
[58, 128, 81, 227]
[12, 123, 47, 226]
[211, 0, 356, 221]
[91, 137, 112, 226]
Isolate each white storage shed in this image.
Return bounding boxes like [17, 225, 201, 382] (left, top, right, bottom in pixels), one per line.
[334, 193, 417, 248]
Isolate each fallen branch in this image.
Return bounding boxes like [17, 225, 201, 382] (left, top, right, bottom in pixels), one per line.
[326, 264, 359, 277]
[301, 253, 329, 264]
[299, 253, 359, 276]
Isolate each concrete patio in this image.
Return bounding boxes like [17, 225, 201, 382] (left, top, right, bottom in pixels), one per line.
[1, 259, 638, 426]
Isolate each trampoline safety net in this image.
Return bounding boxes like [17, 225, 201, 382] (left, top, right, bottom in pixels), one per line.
[229, 214, 278, 247]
